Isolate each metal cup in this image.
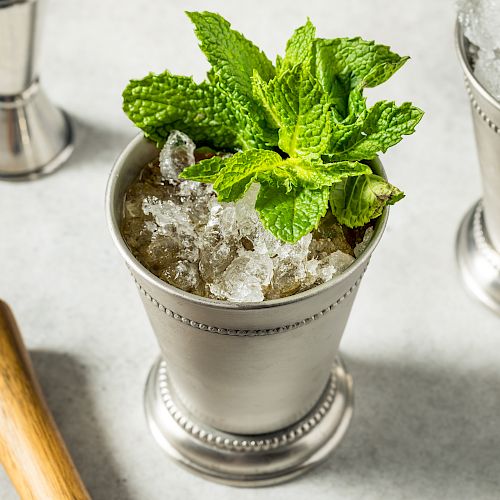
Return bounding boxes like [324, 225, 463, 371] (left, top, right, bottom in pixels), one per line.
[0, 0, 73, 181]
[106, 135, 389, 486]
[455, 21, 500, 313]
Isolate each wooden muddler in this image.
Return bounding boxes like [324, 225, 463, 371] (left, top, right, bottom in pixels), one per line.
[0, 300, 90, 500]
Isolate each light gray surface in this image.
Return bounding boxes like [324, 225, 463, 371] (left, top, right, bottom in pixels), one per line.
[0, 0, 499, 498]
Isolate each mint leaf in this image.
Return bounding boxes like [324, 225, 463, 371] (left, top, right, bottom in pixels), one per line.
[345, 89, 367, 123]
[361, 57, 410, 88]
[313, 38, 408, 117]
[187, 11, 275, 93]
[279, 18, 316, 71]
[123, 72, 236, 148]
[182, 149, 371, 201]
[180, 148, 369, 241]
[314, 38, 408, 90]
[256, 158, 371, 191]
[256, 185, 329, 243]
[328, 101, 424, 161]
[187, 11, 277, 149]
[212, 150, 282, 201]
[330, 173, 404, 227]
[179, 156, 224, 183]
[253, 65, 331, 157]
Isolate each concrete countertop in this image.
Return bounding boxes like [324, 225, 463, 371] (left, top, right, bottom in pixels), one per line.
[1, 0, 499, 498]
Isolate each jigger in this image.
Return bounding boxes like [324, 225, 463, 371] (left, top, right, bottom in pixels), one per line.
[0, 0, 73, 180]
[456, 21, 500, 314]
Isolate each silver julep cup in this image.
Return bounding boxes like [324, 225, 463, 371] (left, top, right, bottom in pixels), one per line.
[456, 21, 500, 313]
[0, 0, 73, 180]
[106, 135, 389, 486]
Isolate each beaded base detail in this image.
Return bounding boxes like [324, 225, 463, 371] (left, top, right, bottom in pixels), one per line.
[157, 361, 338, 453]
[472, 202, 500, 272]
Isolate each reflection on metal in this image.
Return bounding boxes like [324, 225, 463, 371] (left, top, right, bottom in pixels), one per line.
[455, 22, 500, 313]
[0, 0, 73, 181]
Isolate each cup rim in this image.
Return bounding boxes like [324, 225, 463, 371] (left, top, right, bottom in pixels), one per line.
[455, 19, 500, 112]
[106, 134, 389, 311]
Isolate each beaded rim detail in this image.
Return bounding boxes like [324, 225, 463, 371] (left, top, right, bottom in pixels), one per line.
[157, 360, 338, 453]
[472, 202, 500, 272]
[132, 265, 367, 337]
[465, 79, 500, 135]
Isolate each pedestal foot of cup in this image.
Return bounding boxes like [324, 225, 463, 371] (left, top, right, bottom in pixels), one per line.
[144, 356, 354, 487]
[0, 96, 74, 182]
[456, 200, 500, 314]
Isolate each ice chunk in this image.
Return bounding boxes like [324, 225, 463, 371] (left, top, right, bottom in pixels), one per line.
[267, 258, 306, 299]
[275, 233, 312, 261]
[303, 259, 320, 288]
[234, 186, 262, 240]
[159, 130, 196, 182]
[458, 0, 500, 53]
[210, 252, 273, 302]
[142, 197, 199, 263]
[354, 226, 374, 258]
[311, 213, 354, 258]
[317, 251, 355, 282]
[206, 199, 238, 241]
[121, 218, 154, 251]
[474, 49, 500, 100]
[161, 260, 201, 292]
[178, 180, 202, 199]
[199, 241, 237, 282]
[458, 0, 500, 99]
[142, 197, 196, 238]
[141, 233, 180, 272]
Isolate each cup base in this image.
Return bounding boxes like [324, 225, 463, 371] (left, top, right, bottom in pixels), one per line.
[144, 356, 354, 487]
[456, 200, 500, 314]
[0, 91, 74, 182]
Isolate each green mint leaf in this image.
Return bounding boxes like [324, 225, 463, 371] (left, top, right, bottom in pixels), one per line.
[317, 160, 372, 182]
[179, 156, 225, 183]
[279, 18, 316, 71]
[187, 11, 275, 93]
[361, 57, 410, 88]
[212, 150, 283, 202]
[186, 11, 277, 149]
[253, 65, 331, 157]
[187, 148, 371, 202]
[328, 101, 424, 161]
[257, 158, 371, 191]
[329, 173, 404, 227]
[313, 38, 408, 117]
[122, 72, 236, 148]
[256, 185, 329, 243]
[326, 89, 368, 152]
[314, 37, 408, 90]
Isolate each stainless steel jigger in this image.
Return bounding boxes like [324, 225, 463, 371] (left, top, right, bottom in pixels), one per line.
[0, 0, 73, 181]
[456, 22, 500, 314]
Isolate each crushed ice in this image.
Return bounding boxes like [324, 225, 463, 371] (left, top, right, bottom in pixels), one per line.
[458, 0, 500, 99]
[122, 131, 373, 302]
[159, 130, 196, 182]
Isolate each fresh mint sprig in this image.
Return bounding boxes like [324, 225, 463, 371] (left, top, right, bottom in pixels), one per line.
[123, 12, 423, 243]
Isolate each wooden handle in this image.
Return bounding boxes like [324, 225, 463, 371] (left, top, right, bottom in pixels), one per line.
[0, 301, 90, 500]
